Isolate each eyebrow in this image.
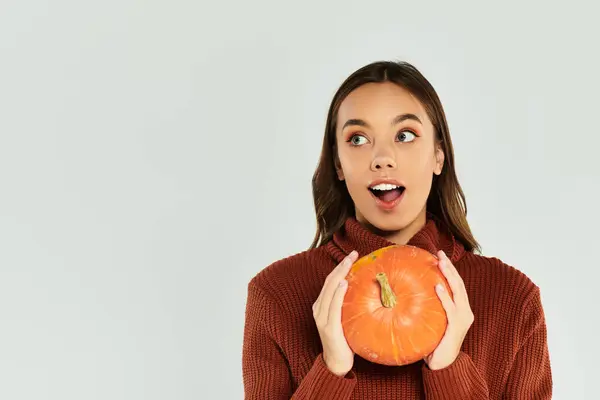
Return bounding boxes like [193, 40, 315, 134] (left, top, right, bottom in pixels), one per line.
[341, 113, 422, 130]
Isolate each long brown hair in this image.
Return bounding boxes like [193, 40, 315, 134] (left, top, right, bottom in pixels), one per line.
[309, 60, 480, 253]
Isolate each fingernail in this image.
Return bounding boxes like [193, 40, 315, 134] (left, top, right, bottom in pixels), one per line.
[436, 283, 444, 291]
[350, 250, 357, 258]
[339, 279, 348, 288]
[345, 252, 356, 265]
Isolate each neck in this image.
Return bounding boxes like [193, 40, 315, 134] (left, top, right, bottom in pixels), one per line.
[356, 207, 428, 246]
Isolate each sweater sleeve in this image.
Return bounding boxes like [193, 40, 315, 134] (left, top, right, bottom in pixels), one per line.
[503, 286, 553, 398]
[420, 285, 553, 400]
[242, 279, 357, 399]
[421, 351, 490, 399]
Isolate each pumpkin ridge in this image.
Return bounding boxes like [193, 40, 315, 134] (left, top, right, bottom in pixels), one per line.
[391, 316, 402, 365]
[406, 330, 418, 361]
[341, 309, 370, 326]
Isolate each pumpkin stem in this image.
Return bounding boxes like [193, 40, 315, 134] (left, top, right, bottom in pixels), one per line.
[376, 272, 397, 308]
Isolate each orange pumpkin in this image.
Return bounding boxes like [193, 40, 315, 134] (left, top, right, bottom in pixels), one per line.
[341, 245, 452, 366]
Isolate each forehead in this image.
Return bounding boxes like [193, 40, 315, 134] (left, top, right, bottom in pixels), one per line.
[336, 82, 429, 127]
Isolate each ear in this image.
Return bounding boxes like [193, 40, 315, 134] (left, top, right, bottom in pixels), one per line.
[434, 144, 445, 176]
[333, 145, 345, 181]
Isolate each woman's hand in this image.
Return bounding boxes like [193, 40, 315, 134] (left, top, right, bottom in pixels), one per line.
[424, 250, 475, 370]
[312, 250, 359, 377]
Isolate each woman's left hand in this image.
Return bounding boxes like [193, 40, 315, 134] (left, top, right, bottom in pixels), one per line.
[423, 250, 475, 370]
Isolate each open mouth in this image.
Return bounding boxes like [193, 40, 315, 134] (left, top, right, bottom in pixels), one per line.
[368, 184, 406, 203]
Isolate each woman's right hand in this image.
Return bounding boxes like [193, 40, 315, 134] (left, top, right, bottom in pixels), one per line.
[312, 250, 359, 377]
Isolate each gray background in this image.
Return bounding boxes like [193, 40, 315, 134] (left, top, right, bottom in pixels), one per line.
[1, 0, 598, 399]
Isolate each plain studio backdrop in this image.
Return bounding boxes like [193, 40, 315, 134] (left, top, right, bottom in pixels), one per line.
[1, 0, 599, 399]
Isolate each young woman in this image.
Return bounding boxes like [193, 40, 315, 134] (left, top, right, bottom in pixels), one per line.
[242, 60, 552, 399]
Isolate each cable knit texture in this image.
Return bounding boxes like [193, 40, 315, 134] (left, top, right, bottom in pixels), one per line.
[242, 215, 553, 399]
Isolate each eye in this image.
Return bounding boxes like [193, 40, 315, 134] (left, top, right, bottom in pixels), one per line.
[397, 130, 417, 143]
[348, 134, 368, 146]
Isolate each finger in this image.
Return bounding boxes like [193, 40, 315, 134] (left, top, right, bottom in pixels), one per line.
[435, 283, 456, 324]
[312, 295, 321, 316]
[437, 251, 465, 304]
[327, 278, 348, 325]
[437, 251, 459, 280]
[314, 257, 343, 317]
[318, 251, 358, 315]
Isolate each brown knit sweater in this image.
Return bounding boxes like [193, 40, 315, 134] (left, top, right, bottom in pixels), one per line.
[242, 215, 553, 399]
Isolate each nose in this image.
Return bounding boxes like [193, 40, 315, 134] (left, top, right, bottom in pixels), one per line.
[370, 154, 397, 171]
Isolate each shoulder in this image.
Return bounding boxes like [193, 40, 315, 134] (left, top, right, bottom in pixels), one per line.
[249, 246, 330, 289]
[460, 253, 549, 345]
[457, 252, 542, 312]
[246, 246, 333, 310]
[460, 251, 540, 289]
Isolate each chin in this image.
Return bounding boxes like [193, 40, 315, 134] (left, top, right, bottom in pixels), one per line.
[358, 207, 417, 234]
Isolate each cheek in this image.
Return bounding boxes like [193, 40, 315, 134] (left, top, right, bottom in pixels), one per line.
[401, 149, 437, 183]
[419, 152, 438, 171]
[338, 150, 364, 177]
[338, 151, 370, 195]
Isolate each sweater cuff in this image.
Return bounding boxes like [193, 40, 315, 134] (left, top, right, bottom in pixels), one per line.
[294, 353, 356, 399]
[421, 351, 489, 399]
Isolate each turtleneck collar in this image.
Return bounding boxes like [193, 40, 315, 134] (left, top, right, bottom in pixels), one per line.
[324, 213, 466, 265]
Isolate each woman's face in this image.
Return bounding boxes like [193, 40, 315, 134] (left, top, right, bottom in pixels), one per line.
[334, 81, 444, 233]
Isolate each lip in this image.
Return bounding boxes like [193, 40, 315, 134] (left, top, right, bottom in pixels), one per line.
[368, 178, 406, 211]
[369, 187, 405, 210]
[368, 178, 405, 189]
